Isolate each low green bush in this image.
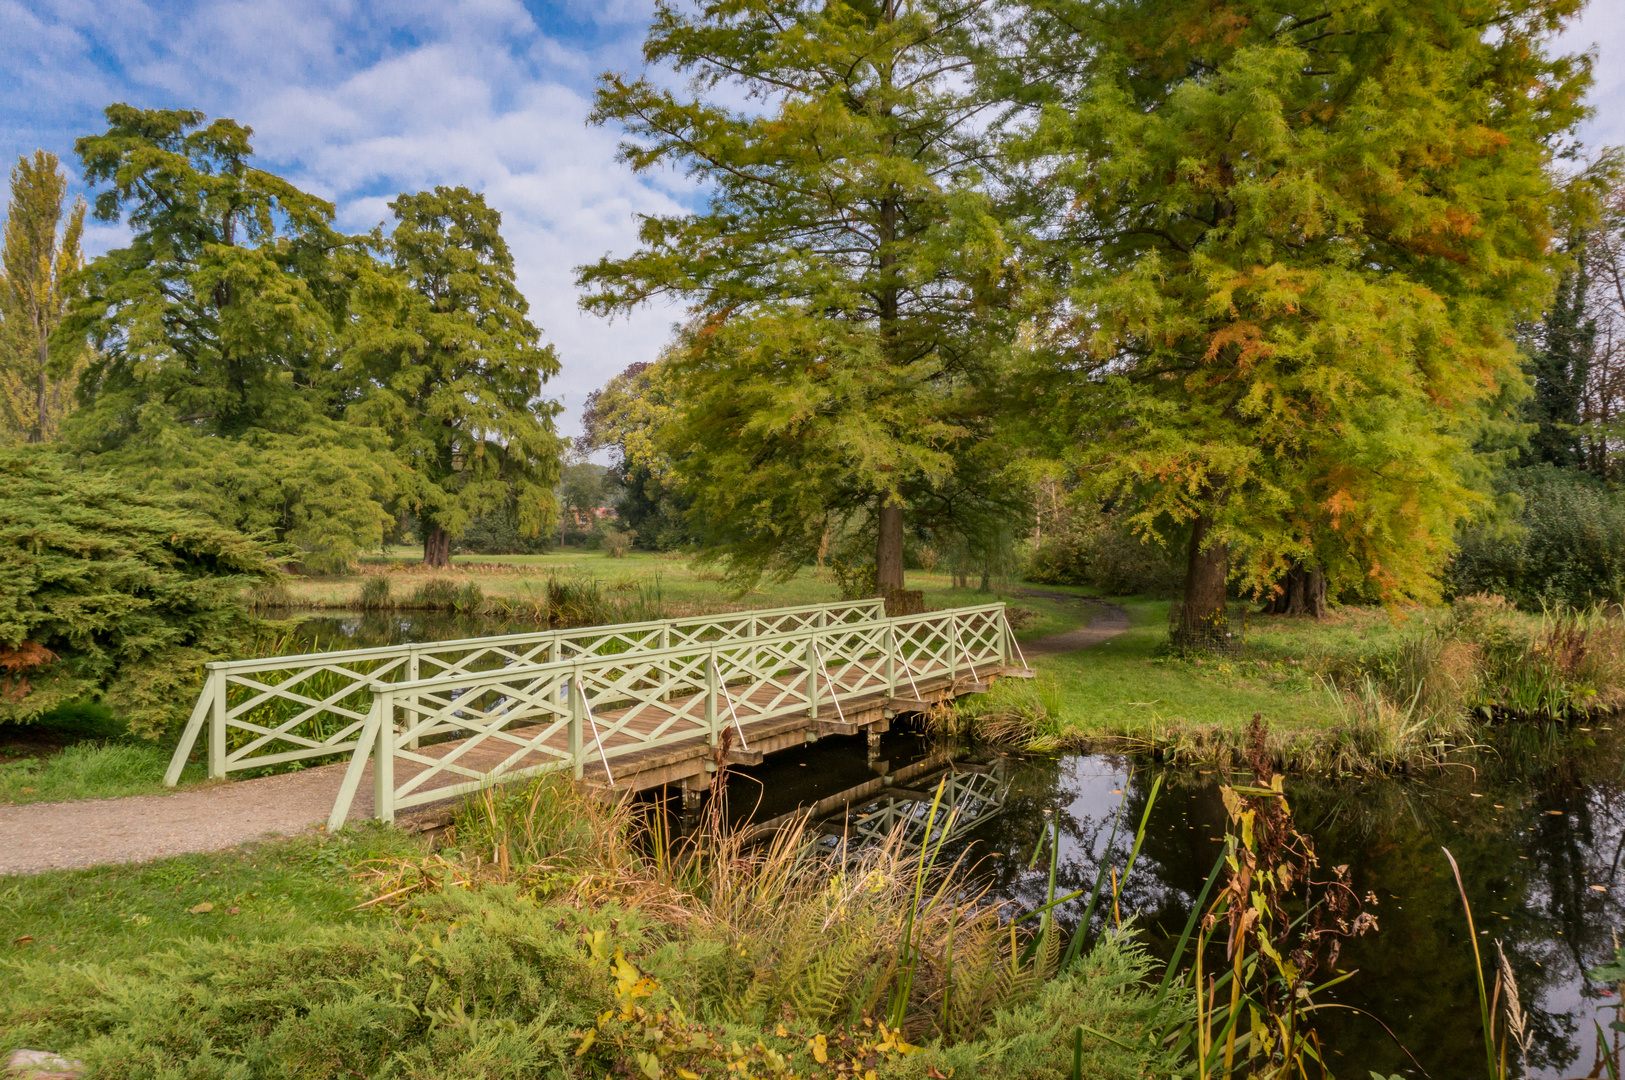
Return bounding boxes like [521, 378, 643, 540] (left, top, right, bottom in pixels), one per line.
[0, 447, 279, 736]
[1452, 465, 1625, 609]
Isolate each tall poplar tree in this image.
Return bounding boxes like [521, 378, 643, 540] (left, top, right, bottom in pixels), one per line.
[579, 0, 1016, 592]
[0, 152, 86, 444]
[346, 187, 564, 567]
[1010, 0, 1591, 626]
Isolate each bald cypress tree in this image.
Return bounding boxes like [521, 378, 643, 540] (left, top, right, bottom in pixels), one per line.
[1009, 0, 1592, 626]
[580, 0, 1016, 592]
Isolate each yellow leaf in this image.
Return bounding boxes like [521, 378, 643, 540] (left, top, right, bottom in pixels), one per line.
[678, 1071, 701, 1079]
[189, 902, 214, 914]
[775, 1023, 789, 1037]
[810, 1033, 828, 1064]
[575, 1028, 598, 1057]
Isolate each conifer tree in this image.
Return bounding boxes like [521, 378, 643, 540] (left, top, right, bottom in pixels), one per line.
[1009, 0, 1592, 626]
[580, 0, 1015, 591]
[0, 152, 86, 445]
[347, 187, 563, 567]
[66, 106, 402, 571]
[1525, 253, 1595, 467]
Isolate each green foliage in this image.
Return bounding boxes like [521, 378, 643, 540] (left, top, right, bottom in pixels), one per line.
[0, 151, 86, 445]
[65, 105, 403, 571]
[580, 0, 1020, 588]
[1011, 0, 1592, 606]
[1453, 465, 1625, 608]
[455, 507, 554, 555]
[346, 186, 563, 563]
[579, 362, 695, 550]
[1028, 503, 1183, 597]
[0, 447, 276, 735]
[1523, 252, 1594, 467]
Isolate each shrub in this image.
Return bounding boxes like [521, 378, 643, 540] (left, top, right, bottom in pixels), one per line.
[454, 509, 553, 555]
[602, 527, 636, 558]
[1452, 465, 1625, 609]
[1027, 505, 1183, 597]
[0, 448, 278, 736]
[454, 581, 484, 613]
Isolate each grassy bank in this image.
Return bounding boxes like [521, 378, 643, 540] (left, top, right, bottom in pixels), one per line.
[1, 703, 209, 806]
[961, 592, 1625, 772]
[1, 777, 1183, 1079]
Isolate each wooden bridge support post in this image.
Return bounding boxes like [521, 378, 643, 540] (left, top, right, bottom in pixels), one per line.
[405, 648, 421, 750]
[373, 690, 396, 823]
[705, 649, 719, 746]
[208, 668, 228, 780]
[568, 676, 585, 779]
[885, 624, 897, 697]
[805, 636, 820, 718]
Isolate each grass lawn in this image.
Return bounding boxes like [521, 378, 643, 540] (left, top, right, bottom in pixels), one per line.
[0, 825, 424, 964]
[973, 595, 1427, 753]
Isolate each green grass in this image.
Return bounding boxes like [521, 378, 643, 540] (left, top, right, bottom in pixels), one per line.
[288, 547, 1084, 623]
[0, 742, 207, 805]
[0, 702, 209, 805]
[0, 825, 427, 964]
[986, 598, 1423, 747]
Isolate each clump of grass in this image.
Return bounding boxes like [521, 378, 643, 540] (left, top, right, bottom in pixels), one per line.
[453, 581, 484, 613]
[545, 571, 666, 629]
[356, 574, 391, 609]
[245, 580, 295, 611]
[1327, 593, 1625, 732]
[409, 577, 460, 610]
[0, 741, 200, 804]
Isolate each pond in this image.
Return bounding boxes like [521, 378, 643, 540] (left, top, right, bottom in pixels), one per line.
[721, 724, 1625, 1078]
[279, 608, 1625, 1075]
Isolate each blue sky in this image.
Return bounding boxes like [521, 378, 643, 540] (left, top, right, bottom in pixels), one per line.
[3, 0, 1622, 438]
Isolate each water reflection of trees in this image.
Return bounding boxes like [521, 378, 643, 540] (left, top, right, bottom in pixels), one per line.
[955, 729, 1625, 1079]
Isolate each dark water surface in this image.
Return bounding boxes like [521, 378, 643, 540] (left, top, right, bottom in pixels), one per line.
[725, 725, 1625, 1079]
[283, 610, 1625, 1075]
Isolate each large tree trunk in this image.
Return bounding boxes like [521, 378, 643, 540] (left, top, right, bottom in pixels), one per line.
[1267, 563, 1327, 618]
[423, 524, 452, 569]
[876, 498, 905, 592]
[1180, 514, 1229, 633]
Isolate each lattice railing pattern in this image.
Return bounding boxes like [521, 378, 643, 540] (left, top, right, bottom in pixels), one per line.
[165, 598, 884, 785]
[326, 603, 1020, 828]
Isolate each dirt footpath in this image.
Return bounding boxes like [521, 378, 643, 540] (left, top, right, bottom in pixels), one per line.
[1014, 590, 1131, 655]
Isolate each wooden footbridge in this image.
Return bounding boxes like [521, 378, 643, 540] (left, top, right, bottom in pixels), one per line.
[165, 599, 1032, 831]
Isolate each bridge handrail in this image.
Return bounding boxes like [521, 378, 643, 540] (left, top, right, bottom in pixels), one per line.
[164, 596, 885, 785]
[326, 602, 1021, 829]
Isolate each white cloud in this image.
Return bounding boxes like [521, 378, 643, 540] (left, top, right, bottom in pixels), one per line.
[1556, 2, 1625, 153]
[2, 0, 683, 437]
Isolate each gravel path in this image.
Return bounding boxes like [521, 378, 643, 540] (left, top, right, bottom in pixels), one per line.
[1, 596, 1126, 877]
[1013, 589, 1132, 655]
[0, 758, 377, 876]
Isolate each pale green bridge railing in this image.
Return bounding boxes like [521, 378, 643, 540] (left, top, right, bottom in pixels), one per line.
[328, 602, 1020, 829]
[165, 598, 884, 786]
